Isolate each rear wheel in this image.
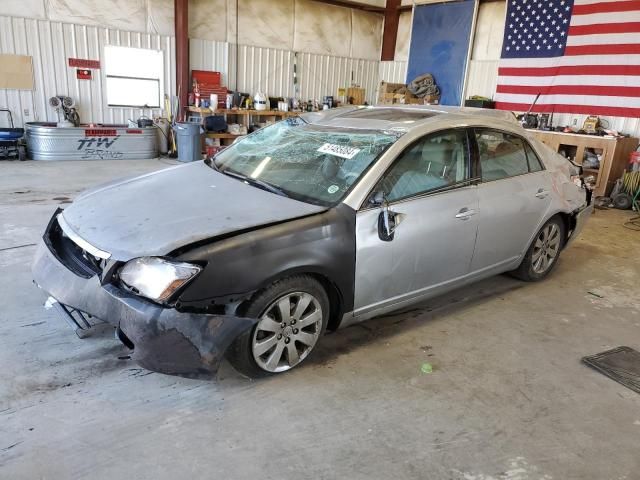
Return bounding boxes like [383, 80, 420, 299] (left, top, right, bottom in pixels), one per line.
[511, 216, 565, 281]
[227, 275, 329, 378]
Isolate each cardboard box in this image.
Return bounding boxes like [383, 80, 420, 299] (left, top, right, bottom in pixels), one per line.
[346, 87, 366, 105]
[379, 92, 422, 105]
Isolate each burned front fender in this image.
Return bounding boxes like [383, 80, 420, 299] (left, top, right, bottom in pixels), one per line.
[115, 293, 257, 378]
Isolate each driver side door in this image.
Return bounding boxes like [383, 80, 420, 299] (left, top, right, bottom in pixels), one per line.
[352, 128, 480, 320]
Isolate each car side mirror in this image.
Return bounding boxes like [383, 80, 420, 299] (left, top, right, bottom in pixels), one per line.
[378, 208, 396, 242]
[369, 191, 400, 241]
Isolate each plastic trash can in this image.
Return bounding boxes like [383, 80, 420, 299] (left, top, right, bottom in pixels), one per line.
[174, 122, 202, 162]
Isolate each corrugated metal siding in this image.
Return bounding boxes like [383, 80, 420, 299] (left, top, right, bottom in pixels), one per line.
[233, 44, 295, 98]
[0, 15, 175, 128]
[190, 39, 380, 104]
[297, 52, 379, 104]
[189, 38, 230, 85]
[379, 61, 407, 84]
[465, 60, 499, 99]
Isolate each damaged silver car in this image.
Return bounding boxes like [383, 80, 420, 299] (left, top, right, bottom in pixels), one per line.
[32, 106, 592, 378]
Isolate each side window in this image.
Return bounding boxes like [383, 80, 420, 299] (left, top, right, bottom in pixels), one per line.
[475, 130, 529, 182]
[525, 142, 544, 172]
[376, 129, 469, 202]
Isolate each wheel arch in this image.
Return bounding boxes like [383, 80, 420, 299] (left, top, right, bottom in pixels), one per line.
[236, 267, 346, 332]
[555, 211, 574, 249]
[528, 210, 573, 252]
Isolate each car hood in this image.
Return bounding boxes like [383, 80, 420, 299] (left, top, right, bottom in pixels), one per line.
[61, 161, 326, 260]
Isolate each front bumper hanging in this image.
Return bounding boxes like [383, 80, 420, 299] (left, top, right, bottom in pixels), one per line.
[32, 229, 257, 377]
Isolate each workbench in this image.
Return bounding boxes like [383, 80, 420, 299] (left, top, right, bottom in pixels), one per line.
[187, 107, 300, 146]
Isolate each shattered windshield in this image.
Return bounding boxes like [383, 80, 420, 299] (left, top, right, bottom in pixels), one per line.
[210, 118, 399, 206]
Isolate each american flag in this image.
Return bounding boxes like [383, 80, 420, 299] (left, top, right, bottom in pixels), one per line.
[494, 0, 640, 117]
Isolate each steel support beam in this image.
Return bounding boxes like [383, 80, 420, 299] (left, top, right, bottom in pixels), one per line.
[381, 0, 401, 61]
[175, 0, 189, 121]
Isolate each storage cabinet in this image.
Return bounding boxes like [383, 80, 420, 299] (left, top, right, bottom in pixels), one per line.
[530, 130, 638, 197]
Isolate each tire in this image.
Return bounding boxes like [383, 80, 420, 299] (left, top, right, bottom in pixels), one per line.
[226, 275, 329, 378]
[612, 193, 632, 210]
[510, 216, 565, 282]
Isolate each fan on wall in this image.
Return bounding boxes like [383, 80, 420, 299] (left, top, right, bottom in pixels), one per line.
[49, 96, 80, 127]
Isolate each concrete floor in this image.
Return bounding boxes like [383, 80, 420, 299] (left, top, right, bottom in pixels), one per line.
[1, 159, 639, 480]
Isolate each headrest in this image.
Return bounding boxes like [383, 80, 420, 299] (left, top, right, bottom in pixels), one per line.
[422, 139, 452, 164]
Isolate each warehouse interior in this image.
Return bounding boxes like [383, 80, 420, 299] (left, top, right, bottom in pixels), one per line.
[1, 0, 639, 479]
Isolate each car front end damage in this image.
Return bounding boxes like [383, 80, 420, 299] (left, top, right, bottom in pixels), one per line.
[31, 210, 257, 377]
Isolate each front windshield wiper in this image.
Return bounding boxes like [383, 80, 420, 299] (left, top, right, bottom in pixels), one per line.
[216, 168, 290, 198]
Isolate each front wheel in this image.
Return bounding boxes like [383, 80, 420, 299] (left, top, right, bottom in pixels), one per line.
[226, 275, 329, 378]
[511, 216, 565, 281]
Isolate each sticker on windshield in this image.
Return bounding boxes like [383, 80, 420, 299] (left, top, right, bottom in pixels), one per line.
[317, 143, 361, 160]
[327, 185, 340, 194]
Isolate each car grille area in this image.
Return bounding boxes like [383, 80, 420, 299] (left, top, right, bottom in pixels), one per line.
[45, 216, 104, 279]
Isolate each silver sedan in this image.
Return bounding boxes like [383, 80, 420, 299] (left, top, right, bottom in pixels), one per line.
[32, 106, 592, 378]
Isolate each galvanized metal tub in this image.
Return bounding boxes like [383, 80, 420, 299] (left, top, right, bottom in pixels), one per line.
[26, 123, 158, 160]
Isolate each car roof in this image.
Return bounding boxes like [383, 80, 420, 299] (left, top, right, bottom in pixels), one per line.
[301, 105, 521, 134]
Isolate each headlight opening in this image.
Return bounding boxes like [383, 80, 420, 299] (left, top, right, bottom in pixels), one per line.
[119, 257, 202, 303]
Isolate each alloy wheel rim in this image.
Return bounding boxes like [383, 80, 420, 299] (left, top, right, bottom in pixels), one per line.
[532, 223, 561, 274]
[251, 292, 323, 373]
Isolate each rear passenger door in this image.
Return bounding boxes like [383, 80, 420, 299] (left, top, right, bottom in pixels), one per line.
[470, 129, 553, 273]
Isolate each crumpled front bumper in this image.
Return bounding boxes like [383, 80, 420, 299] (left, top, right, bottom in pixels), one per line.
[32, 239, 257, 378]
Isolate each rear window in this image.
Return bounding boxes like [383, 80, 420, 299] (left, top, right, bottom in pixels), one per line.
[475, 130, 529, 181]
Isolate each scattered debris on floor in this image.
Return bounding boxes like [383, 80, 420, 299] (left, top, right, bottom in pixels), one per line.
[420, 362, 433, 374]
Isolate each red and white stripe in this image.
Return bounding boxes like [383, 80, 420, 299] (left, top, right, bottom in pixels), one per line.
[495, 0, 640, 117]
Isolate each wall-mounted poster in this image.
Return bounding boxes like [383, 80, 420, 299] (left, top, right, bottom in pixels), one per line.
[0, 54, 34, 90]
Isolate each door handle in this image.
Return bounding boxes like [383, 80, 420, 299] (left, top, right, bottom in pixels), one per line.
[535, 188, 550, 199]
[455, 207, 476, 220]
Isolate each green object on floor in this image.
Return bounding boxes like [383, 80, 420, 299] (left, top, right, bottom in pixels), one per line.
[420, 363, 433, 374]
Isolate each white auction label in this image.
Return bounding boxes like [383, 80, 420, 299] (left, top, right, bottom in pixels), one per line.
[317, 143, 361, 160]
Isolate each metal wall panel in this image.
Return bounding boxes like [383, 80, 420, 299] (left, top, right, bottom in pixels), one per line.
[191, 39, 380, 104]
[189, 38, 231, 85]
[379, 61, 407, 84]
[233, 44, 295, 98]
[296, 52, 379, 104]
[465, 59, 499, 100]
[0, 15, 175, 128]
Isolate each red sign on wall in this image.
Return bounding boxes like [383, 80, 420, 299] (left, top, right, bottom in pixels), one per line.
[85, 129, 117, 137]
[76, 69, 92, 80]
[69, 58, 100, 69]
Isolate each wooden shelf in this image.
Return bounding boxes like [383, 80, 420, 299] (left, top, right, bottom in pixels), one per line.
[187, 107, 299, 117]
[205, 132, 242, 139]
[531, 130, 638, 197]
